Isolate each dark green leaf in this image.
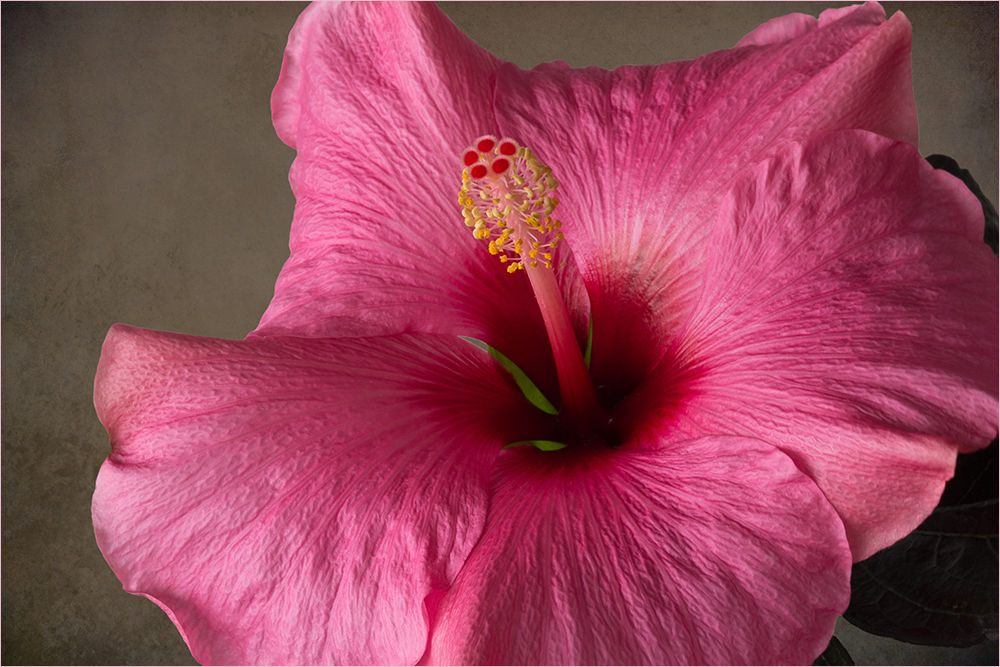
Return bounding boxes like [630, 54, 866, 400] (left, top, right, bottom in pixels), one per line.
[926, 154, 998, 255]
[844, 496, 998, 646]
[813, 635, 854, 666]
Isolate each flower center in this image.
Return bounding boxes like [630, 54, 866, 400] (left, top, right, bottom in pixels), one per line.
[459, 136, 610, 445]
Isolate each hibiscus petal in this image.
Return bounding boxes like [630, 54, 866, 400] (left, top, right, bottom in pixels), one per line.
[426, 437, 851, 665]
[494, 1, 917, 404]
[93, 325, 543, 665]
[257, 1, 583, 398]
[624, 131, 997, 561]
[735, 4, 874, 48]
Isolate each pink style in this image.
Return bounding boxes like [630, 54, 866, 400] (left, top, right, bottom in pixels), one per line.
[92, 2, 998, 665]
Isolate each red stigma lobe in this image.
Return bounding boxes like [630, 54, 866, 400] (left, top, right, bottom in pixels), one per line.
[476, 136, 497, 152]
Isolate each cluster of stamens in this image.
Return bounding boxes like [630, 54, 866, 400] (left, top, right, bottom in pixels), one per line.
[458, 135, 564, 273]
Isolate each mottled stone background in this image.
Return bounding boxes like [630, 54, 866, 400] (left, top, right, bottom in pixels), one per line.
[2, 2, 996, 664]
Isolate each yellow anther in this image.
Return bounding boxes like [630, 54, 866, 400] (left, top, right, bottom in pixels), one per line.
[459, 138, 565, 275]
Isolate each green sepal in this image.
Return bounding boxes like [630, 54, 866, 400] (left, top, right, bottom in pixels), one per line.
[503, 440, 568, 451]
[459, 336, 558, 415]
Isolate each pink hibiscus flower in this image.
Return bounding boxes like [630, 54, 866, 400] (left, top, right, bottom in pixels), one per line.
[92, 2, 998, 665]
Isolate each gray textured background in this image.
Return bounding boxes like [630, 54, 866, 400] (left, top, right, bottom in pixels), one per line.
[2, 2, 996, 664]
